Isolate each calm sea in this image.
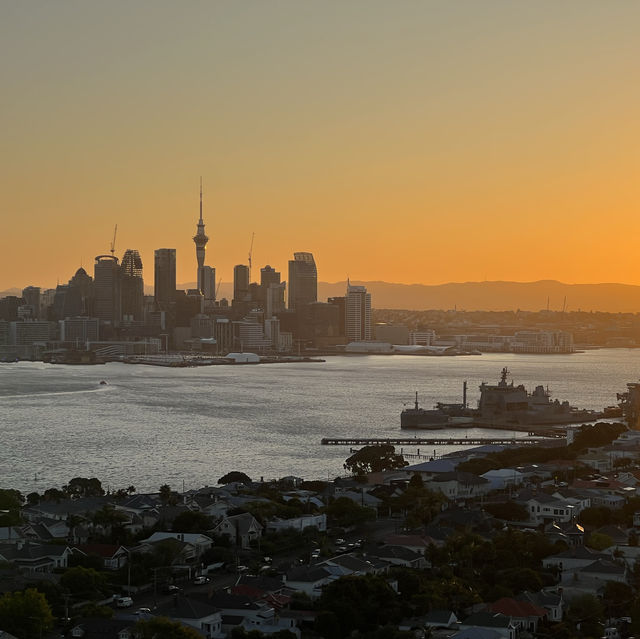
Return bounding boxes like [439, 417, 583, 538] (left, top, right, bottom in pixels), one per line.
[1, 350, 639, 495]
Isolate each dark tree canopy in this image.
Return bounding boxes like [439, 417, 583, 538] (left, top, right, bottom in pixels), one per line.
[0, 588, 55, 639]
[218, 471, 252, 485]
[135, 617, 203, 638]
[344, 445, 408, 476]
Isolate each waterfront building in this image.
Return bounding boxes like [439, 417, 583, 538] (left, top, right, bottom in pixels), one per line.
[93, 255, 121, 326]
[345, 283, 371, 341]
[154, 249, 177, 308]
[233, 318, 271, 352]
[409, 330, 437, 346]
[8, 320, 53, 345]
[120, 249, 144, 322]
[193, 179, 209, 294]
[327, 296, 346, 337]
[288, 252, 317, 310]
[233, 265, 250, 305]
[264, 317, 281, 349]
[59, 317, 100, 343]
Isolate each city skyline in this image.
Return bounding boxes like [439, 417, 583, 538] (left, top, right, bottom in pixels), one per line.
[2, 2, 640, 291]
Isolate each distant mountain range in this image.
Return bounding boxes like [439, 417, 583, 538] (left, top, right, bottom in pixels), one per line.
[3, 280, 640, 312]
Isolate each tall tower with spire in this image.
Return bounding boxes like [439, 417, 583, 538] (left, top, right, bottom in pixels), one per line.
[193, 177, 209, 293]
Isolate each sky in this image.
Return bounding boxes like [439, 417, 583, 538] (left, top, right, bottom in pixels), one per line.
[1, 1, 639, 291]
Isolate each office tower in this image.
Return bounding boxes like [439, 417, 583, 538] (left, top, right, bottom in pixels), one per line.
[93, 255, 121, 325]
[288, 252, 317, 310]
[345, 283, 371, 341]
[68, 267, 93, 316]
[260, 265, 280, 308]
[266, 282, 286, 318]
[120, 249, 144, 321]
[22, 287, 41, 319]
[154, 249, 177, 308]
[201, 265, 216, 302]
[233, 264, 250, 305]
[193, 179, 209, 294]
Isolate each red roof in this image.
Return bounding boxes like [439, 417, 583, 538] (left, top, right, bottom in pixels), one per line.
[491, 598, 547, 619]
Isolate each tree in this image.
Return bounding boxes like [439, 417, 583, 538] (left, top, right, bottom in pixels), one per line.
[0, 488, 23, 525]
[586, 532, 614, 551]
[218, 471, 252, 485]
[317, 575, 402, 637]
[172, 510, 214, 534]
[65, 477, 104, 498]
[324, 497, 376, 528]
[135, 617, 203, 638]
[159, 484, 180, 505]
[344, 445, 408, 476]
[60, 566, 108, 599]
[0, 588, 55, 639]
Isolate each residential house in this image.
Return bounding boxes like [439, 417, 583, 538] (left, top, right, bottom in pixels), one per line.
[516, 590, 564, 623]
[459, 612, 517, 639]
[428, 472, 491, 500]
[211, 513, 262, 549]
[543, 546, 611, 572]
[266, 513, 326, 534]
[365, 545, 427, 569]
[481, 469, 524, 492]
[69, 618, 136, 638]
[284, 565, 338, 598]
[0, 542, 72, 574]
[152, 596, 224, 638]
[139, 532, 213, 559]
[489, 597, 547, 633]
[73, 544, 129, 570]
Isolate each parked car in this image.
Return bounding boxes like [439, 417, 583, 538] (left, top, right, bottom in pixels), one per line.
[194, 576, 210, 585]
[116, 596, 133, 608]
[162, 584, 181, 594]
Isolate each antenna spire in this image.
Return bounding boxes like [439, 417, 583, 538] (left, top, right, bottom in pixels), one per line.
[199, 176, 203, 223]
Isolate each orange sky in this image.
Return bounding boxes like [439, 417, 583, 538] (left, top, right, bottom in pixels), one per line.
[1, 2, 639, 291]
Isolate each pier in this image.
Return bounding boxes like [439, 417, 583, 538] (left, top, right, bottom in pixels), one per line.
[320, 436, 563, 447]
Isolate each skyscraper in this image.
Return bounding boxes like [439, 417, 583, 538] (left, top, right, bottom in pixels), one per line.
[233, 264, 250, 305]
[345, 283, 371, 341]
[288, 252, 317, 310]
[120, 249, 144, 321]
[154, 249, 177, 308]
[94, 255, 121, 325]
[201, 265, 216, 302]
[260, 265, 280, 310]
[193, 178, 209, 294]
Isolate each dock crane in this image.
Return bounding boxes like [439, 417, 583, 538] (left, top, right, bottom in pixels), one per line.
[110, 224, 118, 258]
[248, 232, 255, 281]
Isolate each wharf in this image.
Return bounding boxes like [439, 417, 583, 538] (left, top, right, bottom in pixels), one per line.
[320, 436, 564, 447]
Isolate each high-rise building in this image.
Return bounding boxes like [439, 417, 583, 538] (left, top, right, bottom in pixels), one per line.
[233, 264, 250, 305]
[154, 249, 177, 308]
[201, 265, 216, 301]
[193, 179, 209, 294]
[288, 252, 317, 310]
[93, 255, 121, 326]
[345, 283, 371, 341]
[120, 249, 144, 321]
[22, 287, 41, 319]
[260, 265, 280, 305]
[266, 282, 286, 318]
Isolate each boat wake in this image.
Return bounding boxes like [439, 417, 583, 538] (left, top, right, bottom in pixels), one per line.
[0, 385, 113, 400]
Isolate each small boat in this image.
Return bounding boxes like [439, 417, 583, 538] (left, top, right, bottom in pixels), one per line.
[99, 380, 108, 385]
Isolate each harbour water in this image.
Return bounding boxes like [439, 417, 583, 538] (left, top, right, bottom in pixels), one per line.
[1, 349, 639, 494]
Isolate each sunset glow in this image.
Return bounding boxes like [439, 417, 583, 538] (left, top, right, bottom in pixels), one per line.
[2, 1, 639, 291]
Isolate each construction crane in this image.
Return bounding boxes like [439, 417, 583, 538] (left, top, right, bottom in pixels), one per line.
[215, 278, 222, 300]
[248, 232, 255, 281]
[110, 224, 118, 257]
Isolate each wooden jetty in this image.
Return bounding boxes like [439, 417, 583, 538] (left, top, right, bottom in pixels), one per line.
[320, 436, 563, 447]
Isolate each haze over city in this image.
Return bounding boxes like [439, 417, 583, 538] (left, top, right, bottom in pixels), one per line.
[2, 1, 640, 293]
